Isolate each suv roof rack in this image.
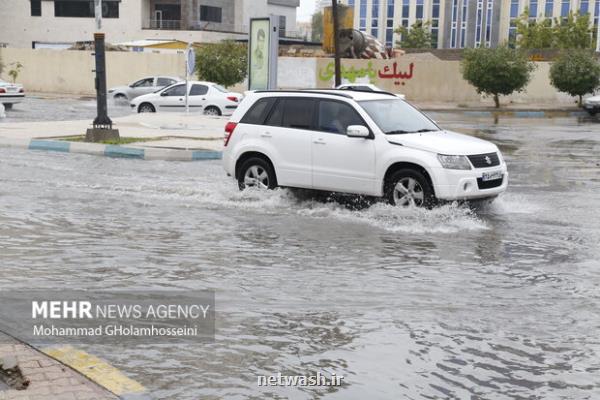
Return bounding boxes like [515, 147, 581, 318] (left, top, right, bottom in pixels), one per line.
[336, 87, 399, 97]
[253, 89, 353, 98]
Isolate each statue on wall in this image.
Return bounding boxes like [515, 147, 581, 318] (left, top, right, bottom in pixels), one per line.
[338, 29, 391, 59]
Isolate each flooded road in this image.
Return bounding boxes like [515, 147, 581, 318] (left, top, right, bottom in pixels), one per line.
[1, 113, 600, 399]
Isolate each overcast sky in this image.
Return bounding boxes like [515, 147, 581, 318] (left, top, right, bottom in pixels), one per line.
[298, 0, 317, 23]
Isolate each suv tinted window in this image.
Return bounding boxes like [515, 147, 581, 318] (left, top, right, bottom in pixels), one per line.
[317, 100, 365, 134]
[190, 84, 208, 96]
[240, 98, 275, 125]
[265, 98, 316, 129]
[283, 99, 315, 129]
[162, 84, 186, 96]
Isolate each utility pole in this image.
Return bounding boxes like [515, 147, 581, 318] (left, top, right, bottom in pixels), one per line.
[86, 0, 119, 142]
[331, 0, 342, 87]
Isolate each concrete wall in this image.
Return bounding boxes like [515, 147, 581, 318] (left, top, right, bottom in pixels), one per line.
[0, 48, 185, 95]
[313, 56, 574, 104]
[0, 48, 576, 104]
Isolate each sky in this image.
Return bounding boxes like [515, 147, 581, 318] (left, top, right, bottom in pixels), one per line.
[297, 0, 317, 23]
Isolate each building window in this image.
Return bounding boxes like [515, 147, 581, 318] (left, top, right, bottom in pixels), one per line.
[460, 0, 468, 48]
[30, 0, 41, 16]
[475, 0, 483, 47]
[401, 0, 409, 19]
[450, 0, 458, 48]
[510, 0, 519, 18]
[200, 5, 222, 23]
[359, 0, 367, 30]
[545, 0, 554, 17]
[416, 0, 424, 20]
[386, 0, 395, 47]
[560, 0, 570, 17]
[580, 0, 589, 14]
[529, 0, 538, 19]
[485, 0, 494, 46]
[371, 0, 380, 37]
[54, 1, 119, 18]
[431, 0, 440, 48]
[279, 15, 286, 37]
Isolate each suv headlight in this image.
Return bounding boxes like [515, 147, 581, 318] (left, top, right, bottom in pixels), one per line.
[437, 154, 472, 170]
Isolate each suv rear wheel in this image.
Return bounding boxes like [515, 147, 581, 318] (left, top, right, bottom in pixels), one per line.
[237, 157, 277, 190]
[385, 168, 435, 208]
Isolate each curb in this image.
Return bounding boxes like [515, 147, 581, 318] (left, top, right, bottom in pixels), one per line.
[423, 109, 590, 118]
[0, 138, 222, 161]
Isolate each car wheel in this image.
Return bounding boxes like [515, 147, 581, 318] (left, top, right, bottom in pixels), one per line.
[138, 103, 155, 113]
[114, 93, 128, 102]
[4, 103, 13, 110]
[385, 168, 436, 208]
[237, 157, 277, 191]
[203, 106, 221, 116]
[587, 109, 598, 116]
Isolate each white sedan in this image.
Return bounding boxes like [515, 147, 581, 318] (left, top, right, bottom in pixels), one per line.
[583, 95, 600, 115]
[130, 81, 243, 116]
[0, 80, 25, 110]
[108, 76, 181, 100]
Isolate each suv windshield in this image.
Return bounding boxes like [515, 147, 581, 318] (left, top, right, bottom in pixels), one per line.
[358, 99, 440, 134]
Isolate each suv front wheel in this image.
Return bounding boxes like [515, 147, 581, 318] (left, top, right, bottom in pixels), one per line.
[385, 168, 436, 208]
[237, 157, 277, 191]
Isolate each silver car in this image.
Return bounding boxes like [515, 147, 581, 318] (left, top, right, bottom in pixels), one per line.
[108, 76, 181, 100]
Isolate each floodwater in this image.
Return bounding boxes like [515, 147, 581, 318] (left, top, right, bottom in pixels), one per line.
[1, 113, 600, 399]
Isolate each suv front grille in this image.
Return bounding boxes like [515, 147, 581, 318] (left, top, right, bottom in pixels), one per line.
[477, 176, 504, 190]
[467, 152, 500, 168]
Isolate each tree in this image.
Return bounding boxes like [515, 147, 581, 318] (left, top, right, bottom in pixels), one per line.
[395, 21, 432, 49]
[516, 9, 593, 49]
[550, 49, 600, 106]
[311, 11, 323, 42]
[516, 9, 554, 49]
[196, 41, 247, 88]
[554, 11, 593, 49]
[461, 46, 535, 108]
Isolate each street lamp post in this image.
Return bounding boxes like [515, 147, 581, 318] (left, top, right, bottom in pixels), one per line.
[331, 0, 342, 87]
[86, 0, 119, 142]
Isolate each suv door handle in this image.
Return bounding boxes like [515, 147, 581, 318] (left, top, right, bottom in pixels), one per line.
[313, 138, 326, 144]
[261, 132, 272, 138]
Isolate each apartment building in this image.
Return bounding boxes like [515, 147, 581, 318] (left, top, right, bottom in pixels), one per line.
[344, 0, 600, 48]
[0, 0, 299, 49]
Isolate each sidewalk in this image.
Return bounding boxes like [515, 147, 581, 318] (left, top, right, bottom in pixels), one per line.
[0, 113, 226, 161]
[0, 332, 118, 400]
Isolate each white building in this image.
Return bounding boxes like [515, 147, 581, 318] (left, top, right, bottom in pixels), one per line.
[344, 0, 600, 49]
[0, 0, 299, 49]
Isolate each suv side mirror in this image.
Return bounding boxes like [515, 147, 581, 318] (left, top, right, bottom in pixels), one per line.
[346, 125, 369, 138]
[160, 91, 168, 96]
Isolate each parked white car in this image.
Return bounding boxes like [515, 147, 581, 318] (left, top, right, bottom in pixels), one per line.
[336, 83, 405, 99]
[130, 81, 243, 116]
[108, 76, 181, 100]
[0, 80, 25, 109]
[583, 95, 600, 115]
[223, 90, 507, 207]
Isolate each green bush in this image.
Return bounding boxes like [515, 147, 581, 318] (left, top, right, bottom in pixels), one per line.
[550, 49, 600, 106]
[461, 46, 535, 108]
[196, 41, 247, 88]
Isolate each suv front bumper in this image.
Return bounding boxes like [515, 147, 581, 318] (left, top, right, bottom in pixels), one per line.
[431, 164, 508, 201]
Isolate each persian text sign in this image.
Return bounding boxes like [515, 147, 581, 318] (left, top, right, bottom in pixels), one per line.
[318, 60, 415, 88]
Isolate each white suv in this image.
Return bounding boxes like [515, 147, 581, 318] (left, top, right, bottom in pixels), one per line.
[222, 90, 507, 207]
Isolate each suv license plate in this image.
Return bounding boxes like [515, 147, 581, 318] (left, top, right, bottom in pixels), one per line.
[482, 171, 503, 182]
